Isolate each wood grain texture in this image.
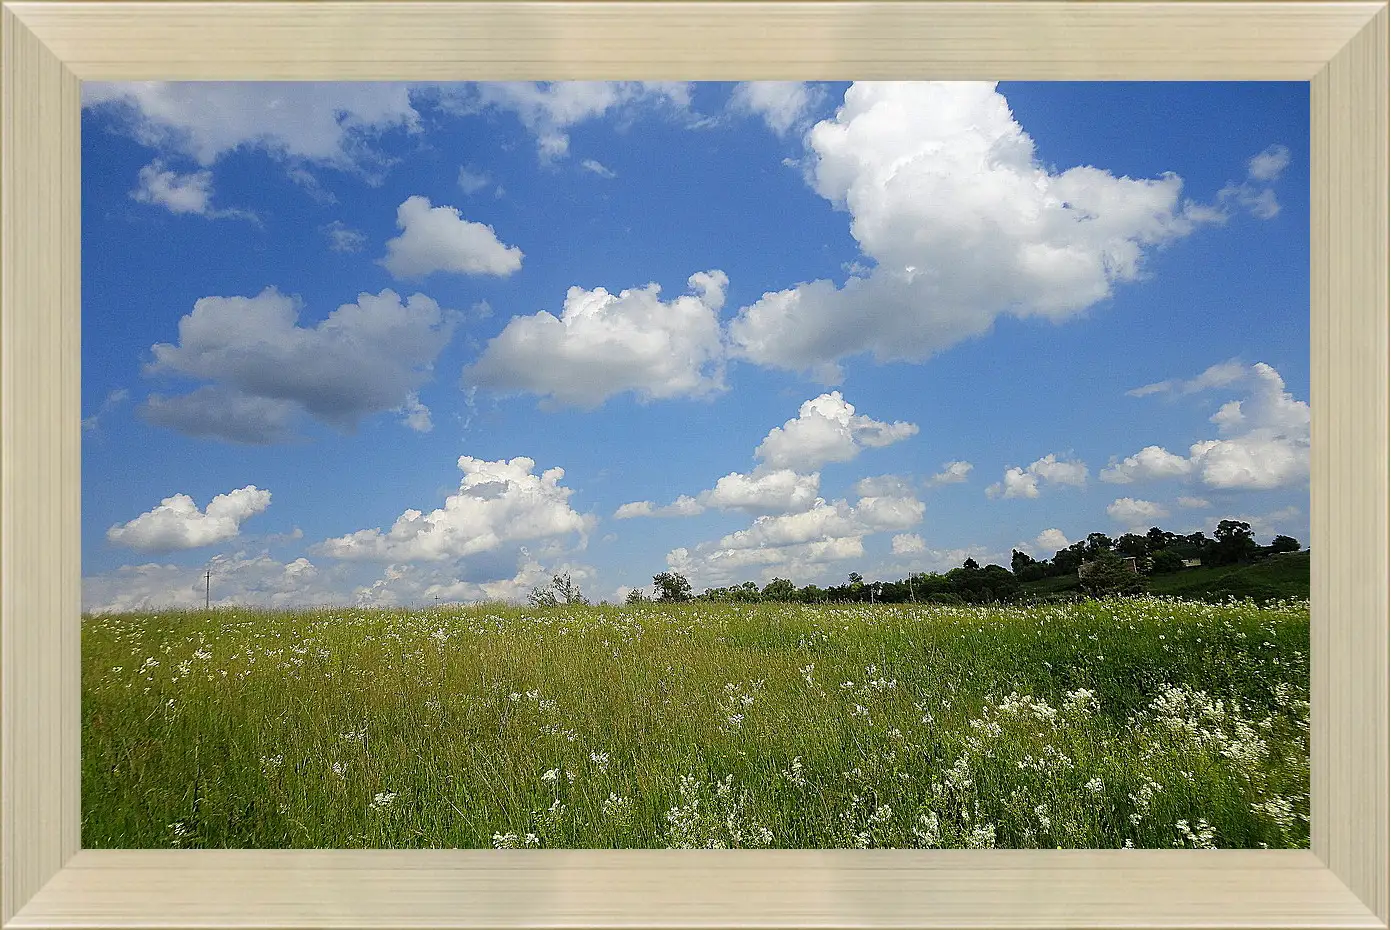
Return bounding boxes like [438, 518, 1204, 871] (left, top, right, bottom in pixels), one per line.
[4, 1, 1385, 80]
[8, 850, 1383, 929]
[1310, 5, 1391, 924]
[0, 4, 82, 925]
[0, 1, 1388, 929]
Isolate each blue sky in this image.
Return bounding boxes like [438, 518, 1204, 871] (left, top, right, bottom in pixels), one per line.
[80, 81, 1309, 612]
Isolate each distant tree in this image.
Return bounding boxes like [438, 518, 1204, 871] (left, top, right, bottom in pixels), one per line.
[1211, 520, 1257, 566]
[1145, 526, 1171, 552]
[1079, 551, 1144, 597]
[653, 571, 693, 602]
[1116, 533, 1150, 559]
[552, 573, 588, 605]
[962, 557, 980, 571]
[762, 577, 798, 601]
[1010, 549, 1036, 574]
[1083, 533, 1116, 559]
[527, 586, 559, 608]
[1049, 542, 1086, 577]
[1271, 534, 1302, 553]
[799, 584, 825, 603]
[529, 573, 589, 608]
[1149, 549, 1186, 574]
[625, 588, 650, 605]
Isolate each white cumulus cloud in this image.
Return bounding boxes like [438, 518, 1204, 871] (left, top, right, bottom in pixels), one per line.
[141, 287, 456, 442]
[986, 454, 1088, 499]
[1033, 528, 1071, 554]
[107, 486, 271, 552]
[1113, 361, 1309, 491]
[754, 391, 917, 472]
[1107, 497, 1169, 528]
[666, 478, 923, 589]
[727, 81, 1224, 380]
[313, 456, 591, 562]
[467, 270, 728, 409]
[1099, 445, 1195, 484]
[891, 533, 926, 555]
[379, 196, 523, 279]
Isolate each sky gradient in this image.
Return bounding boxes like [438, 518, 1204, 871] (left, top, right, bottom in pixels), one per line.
[81, 81, 1310, 612]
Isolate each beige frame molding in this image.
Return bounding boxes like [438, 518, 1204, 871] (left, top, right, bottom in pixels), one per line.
[2, 1, 1387, 927]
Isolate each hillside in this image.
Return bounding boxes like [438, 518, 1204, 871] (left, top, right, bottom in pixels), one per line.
[1019, 550, 1310, 603]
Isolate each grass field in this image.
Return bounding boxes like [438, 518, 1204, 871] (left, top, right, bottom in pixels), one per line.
[83, 596, 1309, 850]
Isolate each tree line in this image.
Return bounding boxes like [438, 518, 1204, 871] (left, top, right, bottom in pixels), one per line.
[611, 520, 1303, 607]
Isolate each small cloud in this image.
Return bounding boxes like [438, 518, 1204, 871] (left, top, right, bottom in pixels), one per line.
[397, 393, 433, 433]
[458, 165, 492, 194]
[1214, 145, 1292, 221]
[1247, 144, 1291, 182]
[891, 533, 926, 555]
[929, 461, 973, 485]
[467, 271, 727, 409]
[1127, 358, 1246, 397]
[1099, 446, 1194, 484]
[987, 454, 1087, 499]
[379, 195, 523, 280]
[263, 527, 306, 546]
[130, 160, 257, 222]
[755, 392, 917, 472]
[614, 495, 704, 519]
[1106, 497, 1169, 528]
[82, 388, 131, 433]
[1033, 528, 1070, 554]
[729, 82, 824, 136]
[580, 159, 617, 178]
[1177, 496, 1211, 509]
[322, 220, 367, 253]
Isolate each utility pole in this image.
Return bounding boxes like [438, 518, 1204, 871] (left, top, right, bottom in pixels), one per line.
[204, 570, 211, 610]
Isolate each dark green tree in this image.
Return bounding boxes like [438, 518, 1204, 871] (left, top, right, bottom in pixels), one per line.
[1083, 533, 1115, 559]
[1116, 533, 1150, 559]
[1079, 551, 1145, 597]
[761, 577, 797, 601]
[1211, 520, 1257, 565]
[652, 571, 693, 602]
[1149, 549, 1186, 574]
[1271, 534, 1302, 553]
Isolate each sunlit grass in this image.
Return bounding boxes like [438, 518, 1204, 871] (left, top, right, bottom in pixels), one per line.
[82, 597, 1309, 849]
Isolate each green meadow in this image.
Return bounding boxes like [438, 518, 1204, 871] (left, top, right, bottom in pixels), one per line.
[83, 596, 1309, 850]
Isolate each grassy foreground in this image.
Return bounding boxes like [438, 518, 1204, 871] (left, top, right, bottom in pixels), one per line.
[83, 597, 1309, 849]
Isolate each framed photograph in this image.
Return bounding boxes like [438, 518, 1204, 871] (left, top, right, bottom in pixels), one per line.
[2, 1, 1386, 927]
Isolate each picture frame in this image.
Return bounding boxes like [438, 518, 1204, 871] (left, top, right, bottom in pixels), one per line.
[2, 1, 1386, 927]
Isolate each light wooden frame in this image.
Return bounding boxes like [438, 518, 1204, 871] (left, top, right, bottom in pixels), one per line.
[1, 1, 1386, 927]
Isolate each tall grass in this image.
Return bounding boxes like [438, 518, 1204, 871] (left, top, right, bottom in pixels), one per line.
[82, 596, 1309, 849]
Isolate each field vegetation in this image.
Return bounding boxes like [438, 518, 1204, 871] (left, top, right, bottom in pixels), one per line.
[84, 596, 1309, 850]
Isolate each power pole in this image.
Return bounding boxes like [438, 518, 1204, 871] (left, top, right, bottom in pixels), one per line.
[204, 570, 211, 610]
